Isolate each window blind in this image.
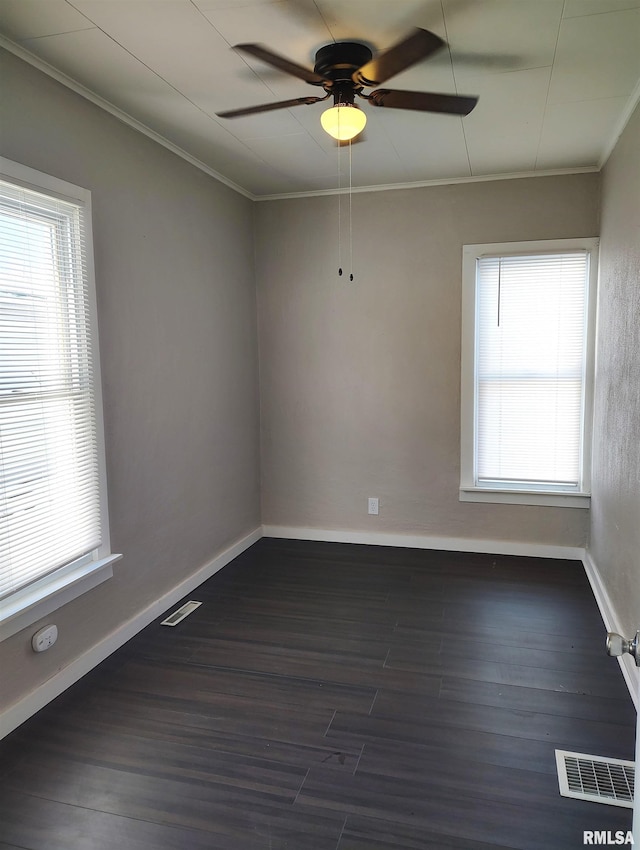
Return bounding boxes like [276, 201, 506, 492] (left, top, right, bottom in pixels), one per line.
[475, 252, 589, 489]
[0, 179, 102, 600]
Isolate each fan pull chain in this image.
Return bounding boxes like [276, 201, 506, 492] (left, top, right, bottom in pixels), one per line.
[337, 118, 342, 277]
[348, 139, 354, 281]
[497, 258, 502, 327]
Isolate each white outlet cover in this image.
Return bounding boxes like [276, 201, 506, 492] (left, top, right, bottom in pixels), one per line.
[32, 624, 58, 652]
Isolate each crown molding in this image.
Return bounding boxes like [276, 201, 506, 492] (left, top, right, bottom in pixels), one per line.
[253, 166, 600, 201]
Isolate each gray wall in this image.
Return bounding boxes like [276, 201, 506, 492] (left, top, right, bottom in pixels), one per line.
[0, 50, 261, 712]
[255, 174, 600, 546]
[590, 102, 640, 638]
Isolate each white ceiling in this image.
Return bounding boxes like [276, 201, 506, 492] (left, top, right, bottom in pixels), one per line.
[1, 0, 639, 198]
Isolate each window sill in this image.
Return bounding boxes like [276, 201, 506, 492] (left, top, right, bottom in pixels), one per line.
[0, 554, 122, 642]
[459, 487, 591, 509]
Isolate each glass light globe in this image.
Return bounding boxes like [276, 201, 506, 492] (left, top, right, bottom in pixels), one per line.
[320, 104, 367, 141]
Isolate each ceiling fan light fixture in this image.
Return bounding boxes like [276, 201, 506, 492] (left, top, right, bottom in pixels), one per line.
[321, 103, 367, 141]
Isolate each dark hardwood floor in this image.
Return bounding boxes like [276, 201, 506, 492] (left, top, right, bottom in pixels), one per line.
[0, 539, 635, 849]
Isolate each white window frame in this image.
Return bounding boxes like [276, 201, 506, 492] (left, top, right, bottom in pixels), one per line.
[0, 158, 120, 641]
[460, 237, 598, 509]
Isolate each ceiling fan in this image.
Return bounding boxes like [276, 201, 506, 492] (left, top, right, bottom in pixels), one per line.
[216, 28, 478, 142]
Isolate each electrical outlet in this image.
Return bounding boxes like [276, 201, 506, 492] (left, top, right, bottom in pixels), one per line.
[32, 624, 58, 652]
[368, 497, 379, 515]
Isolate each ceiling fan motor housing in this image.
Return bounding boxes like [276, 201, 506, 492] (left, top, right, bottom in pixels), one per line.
[314, 42, 372, 106]
[314, 42, 372, 83]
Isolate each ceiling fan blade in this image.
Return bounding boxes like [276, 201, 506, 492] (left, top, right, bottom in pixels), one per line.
[353, 28, 444, 87]
[368, 89, 478, 116]
[217, 95, 328, 118]
[235, 43, 329, 85]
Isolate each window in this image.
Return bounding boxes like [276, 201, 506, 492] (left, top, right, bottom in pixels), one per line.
[0, 158, 119, 640]
[460, 238, 598, 508]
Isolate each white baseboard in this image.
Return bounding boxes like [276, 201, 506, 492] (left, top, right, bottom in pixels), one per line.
[262, 525, 586, 560]
[583, 549, 639, 710]
[0, 526, 262, 740]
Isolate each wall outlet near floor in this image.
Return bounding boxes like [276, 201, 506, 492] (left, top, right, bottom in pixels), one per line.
[368, 497, 379, 515]
[32, 624, 58, 652]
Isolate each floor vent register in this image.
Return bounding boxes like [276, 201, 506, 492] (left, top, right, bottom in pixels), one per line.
[555, 750, 634, 808]
[160, 600, 202, 626]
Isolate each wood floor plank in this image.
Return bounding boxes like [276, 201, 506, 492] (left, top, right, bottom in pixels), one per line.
[188, 641, 442, 696]
[338, 814, 517, 850]
[328, 712, 563, 776]
[2, 759, 345, 848]
[79, 687, 344, 749]
[440, 676, 637, 724]
[355, 738, 559, 800]
[425, 601, 603, 640]
[0, 788, 343, 850]
[7, 727, 309, 798]
[99, 657, 377, 715]
[388, 634, 620, 677]
[393, 621, 606, 655]
[221, 607, 397, 637]
[188, 618, 394, 660]
[370, 691, 635, 756]
[18, 667, 366, 767]
[11, 707, 363, 776]
[384, 648, 627, 696]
